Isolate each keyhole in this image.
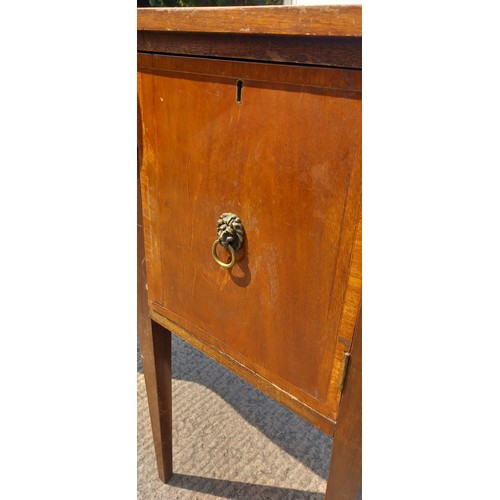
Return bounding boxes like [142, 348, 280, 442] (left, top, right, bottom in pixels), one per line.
[236, 80, 243, 104]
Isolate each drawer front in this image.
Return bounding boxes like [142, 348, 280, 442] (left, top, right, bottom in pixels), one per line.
[138, 54, 361, 422]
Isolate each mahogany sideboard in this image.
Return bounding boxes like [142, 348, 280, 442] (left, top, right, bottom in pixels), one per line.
[137, 6, 361, 498]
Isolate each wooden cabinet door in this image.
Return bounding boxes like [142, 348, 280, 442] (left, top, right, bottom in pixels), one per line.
[138, 53, 361, 432]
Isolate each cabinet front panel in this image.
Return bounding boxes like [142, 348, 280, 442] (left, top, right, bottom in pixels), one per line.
[138, 54, 361, 416]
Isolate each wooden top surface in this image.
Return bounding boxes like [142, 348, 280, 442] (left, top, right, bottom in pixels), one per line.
[137, 5, 361, 37]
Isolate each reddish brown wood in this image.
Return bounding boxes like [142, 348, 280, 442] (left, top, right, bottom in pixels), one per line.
[137, 32, 362, 69]
[138, 52, 361, 92]
[137, 117, 148, 354]
[138, 164, 173, 483]
[139, 319, 173, 483]
[325, 309, 362, 500]
[137, 6, 362, 491]
[137, 6, 362, 37]
[138, 52, 361, 427]
[151, 309, 335, 435]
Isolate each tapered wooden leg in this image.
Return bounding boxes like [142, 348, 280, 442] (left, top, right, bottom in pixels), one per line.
[138, 167, 173, 483]
[140, 320, 173, 483]
[325, 311, 362, 500]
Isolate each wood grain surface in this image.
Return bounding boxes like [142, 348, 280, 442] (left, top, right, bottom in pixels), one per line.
[138, 52, 361, 93]
[138, 162, 173, 482]
[138, 53, 361, 426]
[326, 214, 361, 407]
[137, 6, 362, 37]
[151, 310, 335, 435]
[325, 308, 362, 499]
[137, 32, 362, 69]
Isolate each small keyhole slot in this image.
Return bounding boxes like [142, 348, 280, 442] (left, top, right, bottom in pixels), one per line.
[236, 80, 243, 104]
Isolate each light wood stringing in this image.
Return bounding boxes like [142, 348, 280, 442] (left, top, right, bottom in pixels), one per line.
[138, 52, 361, 429]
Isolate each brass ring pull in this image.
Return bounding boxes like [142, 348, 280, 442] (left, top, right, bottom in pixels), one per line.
[212, 239, 236, 269]
[212, 213, 245, 270]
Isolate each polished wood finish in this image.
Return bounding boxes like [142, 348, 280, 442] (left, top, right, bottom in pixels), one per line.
[327, 216, 361, 407]
[138, 7, 361, 495]
[138, 53, 361, 92]
[138, 32, 362, 69]
[138, 167, 173, 483]
[138, 6, 362, 37]
[138, 53, 361, 428]
[137, 153, 149, 371]
[152, 310, 335, 435]
[325, 309, 362, 500]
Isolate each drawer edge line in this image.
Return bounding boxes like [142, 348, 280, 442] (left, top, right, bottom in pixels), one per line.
[151, 309, 337, 435]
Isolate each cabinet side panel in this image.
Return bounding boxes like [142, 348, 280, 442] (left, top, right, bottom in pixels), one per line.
[138, 55, 361, 420]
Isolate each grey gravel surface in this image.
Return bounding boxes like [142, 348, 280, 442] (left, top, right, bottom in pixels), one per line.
[138, 335, 333, 499]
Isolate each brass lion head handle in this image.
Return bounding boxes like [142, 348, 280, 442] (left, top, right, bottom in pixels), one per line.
[212, 213, 245, 269]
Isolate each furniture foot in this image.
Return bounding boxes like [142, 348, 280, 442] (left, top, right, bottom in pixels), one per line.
[325, 313, 361, 499]
[139, 319, 173, 483]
